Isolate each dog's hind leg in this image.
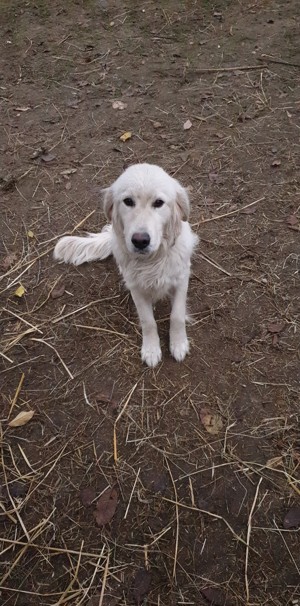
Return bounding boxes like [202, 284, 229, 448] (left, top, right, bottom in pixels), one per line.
[130, 288, 162, 368]
[169, 277, 189, 362]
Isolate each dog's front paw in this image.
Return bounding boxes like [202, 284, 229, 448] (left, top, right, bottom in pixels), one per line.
[170, 338, 189, 362]
[141, 343, 162, 368]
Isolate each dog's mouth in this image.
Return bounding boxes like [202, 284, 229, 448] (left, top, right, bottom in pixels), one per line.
[132, 246, 151, 256]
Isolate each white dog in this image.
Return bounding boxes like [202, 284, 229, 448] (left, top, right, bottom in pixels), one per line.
[54, 163, 198, 367]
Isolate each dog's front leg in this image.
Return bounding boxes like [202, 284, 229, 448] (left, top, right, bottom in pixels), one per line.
[130, 288, 161, 368]
[170, 278, 189, 362]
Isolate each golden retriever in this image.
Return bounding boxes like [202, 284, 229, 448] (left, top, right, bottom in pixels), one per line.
[54, 163, 198, 367]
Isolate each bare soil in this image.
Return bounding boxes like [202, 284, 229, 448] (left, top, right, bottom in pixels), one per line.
[1, 1, 300, 605]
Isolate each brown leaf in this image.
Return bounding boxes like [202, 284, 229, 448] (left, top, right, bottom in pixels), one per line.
[2, 252, 17, 271]
[50, 282, 65, 299]
[94, 487, 118, 526]
[267, 322, 285, 334]
[286, 214, 298, 226]
[80, 487, 96, 507]
[8, 410, 35, 427]
[200, 408, 223, 435]
[283, 507, 300, 529]
[41, 152, 56, 163]
[201, 586, 235, 606]
[133, 569, 151, 605]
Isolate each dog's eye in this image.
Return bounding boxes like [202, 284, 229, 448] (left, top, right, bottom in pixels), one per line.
[153, 199, 164, 208]
[123, 197, 135, 207]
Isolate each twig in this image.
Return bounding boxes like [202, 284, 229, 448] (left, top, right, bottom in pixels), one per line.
[245, 477, 262, 604]
[273, 520, 300, 576]
[52, 297, 119, 324]
[198, 251, 232, 277]
[195, 196, 265, 225]
[31, 338, 74, 380]
[0, 350, 14, 364]
[75, 324, 131, 339]
[124, 467, 141, 519]
[161, 497, 251, 549]
[193, 64, 268, 73]
[3, 308, 43, 335]
[99, 551, 110, 606]
[0, 537, 108, 561]
[8, 372, 25, 418]
[165, 458, 179, 580]
[113, 383, 138, 462]
[259, 54, 300, 68]
[54, 540, 84, 606]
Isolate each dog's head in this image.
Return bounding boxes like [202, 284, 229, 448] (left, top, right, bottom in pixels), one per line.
[102, 164, 190, 256]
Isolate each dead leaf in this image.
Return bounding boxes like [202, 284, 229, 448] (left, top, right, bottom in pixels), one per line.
[283, 507, 300, 529]
[41, 152, 56, 163]
[200, 408, 223, 435]
[2, 252, 17, 271]
[271, 159, 281, 167]
[183, 119, 192, 130]
[27, 230, 34, 238]
[133, 569, 151, 605]
[112, 100, 127, 110]
[61, 168, 77, 176]
[15, 106, 31, 112]
[286, 214, 298, 226]
[50, 282, 65, 299]
[267, 322, 285, 334]
[14, 285, 25, 298]
[201, 586, 235, 605]
[80, 486, 96, 507]
[94, 487, 118, 526]
[120, 131, 132, 142]
[8, 410, 34, 428]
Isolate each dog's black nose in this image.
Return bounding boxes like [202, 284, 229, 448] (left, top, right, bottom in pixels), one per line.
[131, 232, 150, 250]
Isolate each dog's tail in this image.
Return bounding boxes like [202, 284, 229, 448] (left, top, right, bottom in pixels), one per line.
[54, 225, 112, 266]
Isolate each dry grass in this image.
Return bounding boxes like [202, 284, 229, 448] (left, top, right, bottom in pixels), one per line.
[1, 0, 300, 605]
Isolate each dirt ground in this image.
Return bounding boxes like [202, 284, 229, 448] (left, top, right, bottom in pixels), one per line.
[1, 0, 300, 604]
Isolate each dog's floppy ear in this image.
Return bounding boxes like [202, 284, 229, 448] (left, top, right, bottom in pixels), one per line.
[102, 187, 114, 221]
[176, 183, 190, 221]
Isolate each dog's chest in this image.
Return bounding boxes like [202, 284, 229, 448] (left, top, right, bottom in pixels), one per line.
[117, 247, 190, 299]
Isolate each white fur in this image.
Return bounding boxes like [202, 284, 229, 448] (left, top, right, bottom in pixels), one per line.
[54, 164, 198, 367]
